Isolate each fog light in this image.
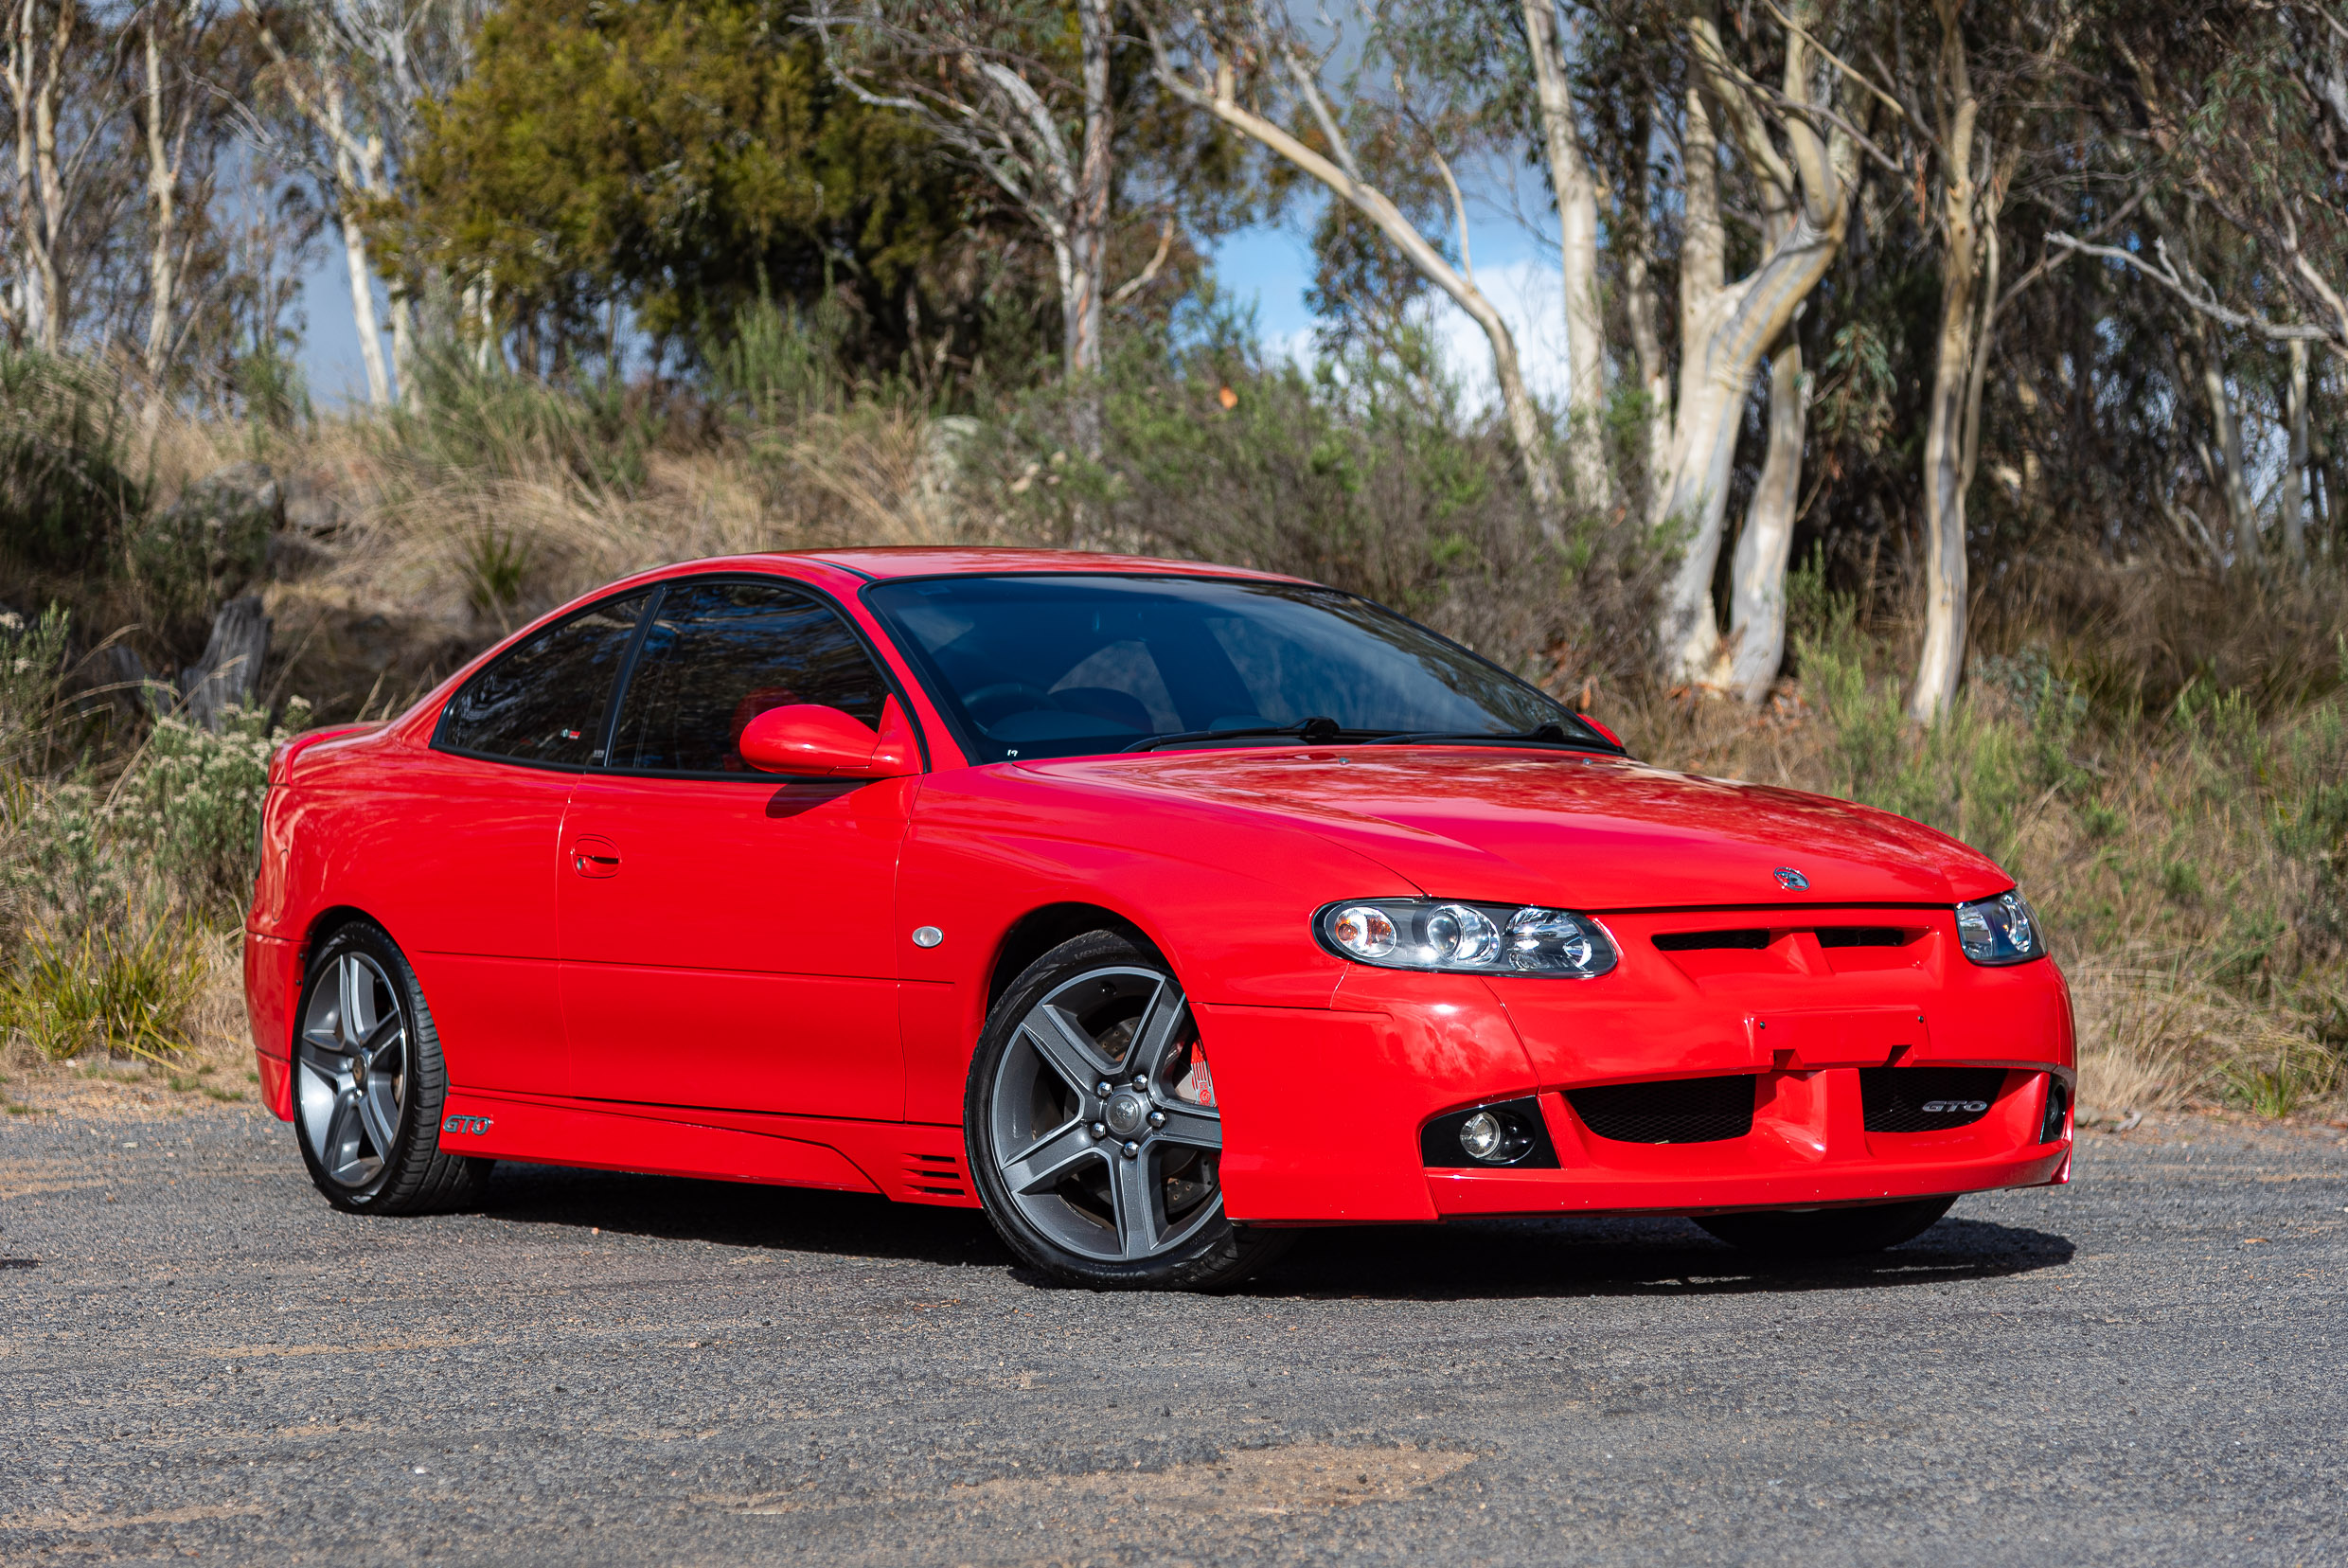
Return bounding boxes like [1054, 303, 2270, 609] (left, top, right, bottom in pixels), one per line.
[1459, 1111, 1506, 1162]
[2040, 1076, 2071, 1144]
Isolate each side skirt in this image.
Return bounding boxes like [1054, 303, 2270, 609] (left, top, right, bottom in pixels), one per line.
[435, 1089, 980, 1207]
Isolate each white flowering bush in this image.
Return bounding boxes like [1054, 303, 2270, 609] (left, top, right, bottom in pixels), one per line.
[117, 699, 311, 913]
[2, 605, 316, 1063]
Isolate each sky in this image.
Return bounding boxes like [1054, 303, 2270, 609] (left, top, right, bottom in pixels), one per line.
[293, 194, 1583, 415]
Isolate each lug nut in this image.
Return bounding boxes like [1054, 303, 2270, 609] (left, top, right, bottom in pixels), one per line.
[1147, 1111, 1166, 1129]
[1121, 1141, 1141, 1159]
[1089, 1122, 1107, 1139]
[1131, 1075, 1148, 1088]
[1095, 1080, 1112, 1096]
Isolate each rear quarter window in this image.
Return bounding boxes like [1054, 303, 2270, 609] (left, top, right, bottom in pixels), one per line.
[434, 590, 649, 766]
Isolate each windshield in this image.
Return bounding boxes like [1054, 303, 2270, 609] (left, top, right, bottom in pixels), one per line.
[863, 574, 1597, 763]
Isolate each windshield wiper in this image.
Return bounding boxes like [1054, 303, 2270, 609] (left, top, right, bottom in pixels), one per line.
[1121, 715, 1348, 753]
[1364, 722, 1616, 752]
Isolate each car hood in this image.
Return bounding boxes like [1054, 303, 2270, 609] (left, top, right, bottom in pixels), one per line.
[1023, 747, 2010, 909]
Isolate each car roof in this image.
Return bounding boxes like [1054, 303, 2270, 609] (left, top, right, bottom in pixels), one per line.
[790, 546, 1310, 585]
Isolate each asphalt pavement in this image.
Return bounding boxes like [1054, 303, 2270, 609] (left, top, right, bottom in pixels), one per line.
[3, 1096, 2344, 1566]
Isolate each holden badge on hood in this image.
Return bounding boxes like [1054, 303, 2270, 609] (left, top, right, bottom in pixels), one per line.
[1774, 866, 1810, 891]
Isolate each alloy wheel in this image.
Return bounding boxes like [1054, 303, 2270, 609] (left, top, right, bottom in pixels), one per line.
[295, 950, 409, 1188]
[987, 964, 1223, 1262]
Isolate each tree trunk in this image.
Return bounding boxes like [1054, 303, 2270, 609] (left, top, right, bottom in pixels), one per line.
[1652, 48, 1852, 686]
[389, 284, 416, 409]
[2198, 333, 2259, 574]
[27, 0, 65, 354]
[140, 14, 176, 387]
[1912, 0, 1997, 724]
[1153, 40, 1564, 536]
[1724, 330, 1807, 704]
[1620, 98, 1671, 515]
[1521, 0, 1609, 508]
[327, 79, 391, 407]
[180, 594, 272, 733]
[2286, 336, 2310, 570]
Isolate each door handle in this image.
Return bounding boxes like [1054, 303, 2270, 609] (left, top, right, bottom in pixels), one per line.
[570, 835, 620, 879]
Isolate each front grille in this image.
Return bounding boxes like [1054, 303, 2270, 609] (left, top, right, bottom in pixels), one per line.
[1653, 929, 1770, 952]
[1567, 1075, 1755, 1144]
[1815, 926, 1910, 948]
[1860, 1067, 2008, 1132]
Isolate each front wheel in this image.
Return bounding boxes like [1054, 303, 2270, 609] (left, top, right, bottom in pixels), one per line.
[965, 931, 1290, 1291]
[1695, 1195, 1956, 1258]
[292, 918, 490, 1215]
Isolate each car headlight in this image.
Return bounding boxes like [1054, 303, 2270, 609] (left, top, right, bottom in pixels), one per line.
[1315, 899, 1618, 978]
[1954, 890, 2045, 966]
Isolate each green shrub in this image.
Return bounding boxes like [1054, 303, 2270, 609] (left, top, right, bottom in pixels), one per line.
[115, 700, 311, 914]
[0, 349, 148, 573]
[0, 912, 206, 1065]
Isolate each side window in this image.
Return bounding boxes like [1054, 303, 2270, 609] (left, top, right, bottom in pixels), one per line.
[435, 590, 649, 766]
[608, 579, 890, 775]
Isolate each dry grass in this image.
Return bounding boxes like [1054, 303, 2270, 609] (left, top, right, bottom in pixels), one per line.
[14, 371, 2344, 1126]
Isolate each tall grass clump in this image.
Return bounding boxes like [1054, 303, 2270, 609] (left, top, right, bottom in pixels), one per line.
[0, 604, 308, 1070]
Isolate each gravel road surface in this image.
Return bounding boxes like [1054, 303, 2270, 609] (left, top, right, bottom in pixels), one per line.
[4, 1098, 2344, 1566]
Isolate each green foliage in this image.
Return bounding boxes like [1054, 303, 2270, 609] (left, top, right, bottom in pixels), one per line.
[392, 342, 657, 491]
[462, 528, 533, 620]
[2223, 1039, 2340, 1118]
[0, 349, 149, 574]
[0, 914, 206, 1065]
[121, 472, 276, 643]
[1797, 600, 2084, 873]
[0, 604, 72, 774]
[387, 0, 984, 365]
[115, 701, 311, 916]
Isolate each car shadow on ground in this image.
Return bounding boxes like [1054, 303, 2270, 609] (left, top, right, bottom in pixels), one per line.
[476, 1162, 2072, 1299]
[477, 1161, 1010, 1268]
[1241, 1213, 2075, 1300]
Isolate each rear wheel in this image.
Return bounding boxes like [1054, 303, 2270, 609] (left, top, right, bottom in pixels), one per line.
[292, 918, 490, 1215]
[965, 931, 1290, 1291]
[1695, 1195, 1955, 1258]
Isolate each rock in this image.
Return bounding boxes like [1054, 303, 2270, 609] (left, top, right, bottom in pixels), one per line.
[281, 471, 345, 537]
[177, 461, 283, 530]
[133, 463, 284, 626]
[178, 594, 271, 731]
[267, 531, 329, 581]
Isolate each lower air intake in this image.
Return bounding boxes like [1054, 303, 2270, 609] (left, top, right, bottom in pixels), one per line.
[1860, 1067, 2008, 1132]
[1566, 1075, 1755, 1144]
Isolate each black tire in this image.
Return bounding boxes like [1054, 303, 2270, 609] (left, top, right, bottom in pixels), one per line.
[290, 918, 491, 1215]
[1695, 1195, 1956, 1258]
[965, 930, 1292, 1291]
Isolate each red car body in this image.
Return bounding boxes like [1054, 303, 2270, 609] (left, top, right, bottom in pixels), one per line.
[245, 548, 2073, 1229]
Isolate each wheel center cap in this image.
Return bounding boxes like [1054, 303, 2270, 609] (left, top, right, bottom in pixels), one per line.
[1104, 1091, 1148, 1137]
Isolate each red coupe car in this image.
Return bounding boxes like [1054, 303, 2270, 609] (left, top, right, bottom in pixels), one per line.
[245, 549, 2073, 1289]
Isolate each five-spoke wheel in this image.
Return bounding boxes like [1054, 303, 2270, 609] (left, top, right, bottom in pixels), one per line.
[297, 948, 409, 1188]
[290, 919, 489, 1214]
[966, 931, 1289, 1290]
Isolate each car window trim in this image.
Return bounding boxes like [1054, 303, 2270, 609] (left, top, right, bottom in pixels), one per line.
[429, 585, 657, 774]
[857, 570, 1596, 765]
[596, 570, 932, 783]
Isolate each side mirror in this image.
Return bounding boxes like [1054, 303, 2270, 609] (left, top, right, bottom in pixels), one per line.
[738, 697, 919, 778]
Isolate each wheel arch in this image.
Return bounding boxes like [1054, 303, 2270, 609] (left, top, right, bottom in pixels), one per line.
[300, 904, 394, 971]
[986, 901, 1160, 1015]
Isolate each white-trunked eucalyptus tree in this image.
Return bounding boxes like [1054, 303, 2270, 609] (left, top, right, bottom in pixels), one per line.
[238, 0, 484, 407]
[1646, 2, 1857, 693]
[1144, 2, 1570, 539]
[807, 0, 1123, 457]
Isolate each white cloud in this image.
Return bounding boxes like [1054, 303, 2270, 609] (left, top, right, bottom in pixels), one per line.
[1246, 256, 1580, 418]
[1413, 258, 1576, 414]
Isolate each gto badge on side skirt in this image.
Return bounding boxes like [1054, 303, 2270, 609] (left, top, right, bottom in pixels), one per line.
[441, 1115, 494, 1136]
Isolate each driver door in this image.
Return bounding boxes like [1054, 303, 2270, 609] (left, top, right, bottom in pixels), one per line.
[557, 577, 915, 1118]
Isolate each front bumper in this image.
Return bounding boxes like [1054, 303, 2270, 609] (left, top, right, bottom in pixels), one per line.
[1197, 909, 2075, 1225]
